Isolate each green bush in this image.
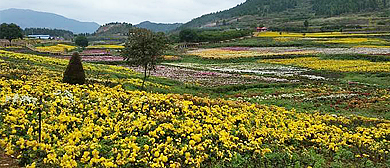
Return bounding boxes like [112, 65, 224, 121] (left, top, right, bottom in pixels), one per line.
[63, 52, 86, 85]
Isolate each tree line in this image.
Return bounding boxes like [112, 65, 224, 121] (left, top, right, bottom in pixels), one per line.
[178, 29, 252, 43]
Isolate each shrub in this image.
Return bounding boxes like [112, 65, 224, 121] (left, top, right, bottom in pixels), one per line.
[0, 23, 23, 43]
[63, 52, 86, 85]
[179, 29, 199, 42]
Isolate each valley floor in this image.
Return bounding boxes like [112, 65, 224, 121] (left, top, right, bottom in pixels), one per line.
[1, 34, 390, 167]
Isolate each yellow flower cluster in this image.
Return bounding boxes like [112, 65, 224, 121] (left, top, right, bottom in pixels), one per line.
[35, 44, 76, 54]
[86, 45, 124, 49]
[257, 32, 390, 38]
[163, 55, 182, 61]
[316, 38, 387, 44]
[259, 57, 390, 72]
[1, 51, 390, 167]
[189, 49, 317, 59]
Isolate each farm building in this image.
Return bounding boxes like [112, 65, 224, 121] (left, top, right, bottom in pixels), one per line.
[28, 35, 51, 39]
[256, 27, 268, 32]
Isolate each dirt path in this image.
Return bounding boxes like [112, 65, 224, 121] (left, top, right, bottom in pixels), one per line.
[0, 150, 19, 168]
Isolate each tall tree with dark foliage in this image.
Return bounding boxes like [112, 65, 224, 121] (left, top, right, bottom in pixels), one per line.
[0, 23, 23, 44]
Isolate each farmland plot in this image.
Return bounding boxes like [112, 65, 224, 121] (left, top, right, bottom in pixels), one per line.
[1, 32, 390, 167]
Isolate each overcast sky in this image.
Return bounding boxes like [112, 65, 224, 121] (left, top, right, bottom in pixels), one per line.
[0, 0, 246, 25]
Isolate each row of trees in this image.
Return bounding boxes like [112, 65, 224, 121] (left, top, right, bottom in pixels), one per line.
[179, 29, 251, 43]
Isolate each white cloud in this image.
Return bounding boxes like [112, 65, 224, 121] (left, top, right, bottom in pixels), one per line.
[0, 0, 246, 25]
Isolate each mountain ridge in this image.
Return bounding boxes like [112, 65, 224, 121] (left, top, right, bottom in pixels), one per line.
[181, 0, 390, 31]
[0, 8, 100, 34]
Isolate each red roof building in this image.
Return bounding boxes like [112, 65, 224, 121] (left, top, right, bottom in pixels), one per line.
[256, 27, 268, 32]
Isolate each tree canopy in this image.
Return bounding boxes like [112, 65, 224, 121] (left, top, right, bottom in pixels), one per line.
[179, 29, 251, 43]
[121, 28, 168, 88]
[74, 35, 88, 48]
[179, 29, 199, 42]
[0, 23, 23, 42]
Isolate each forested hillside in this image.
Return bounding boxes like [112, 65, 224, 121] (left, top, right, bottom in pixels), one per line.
[94, 21, 182, 36]
[313, 0, 389, 16]
[135, 21, 182, 33]
[94, 22, 133, 36]
[181, 0, 390, 30]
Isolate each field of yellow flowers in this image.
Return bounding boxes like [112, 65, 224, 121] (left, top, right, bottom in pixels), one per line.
[259, 57, 390, 72]
[35, 44, 76, 54]
[208, 32, 389, 49]
[315, 38, 388, 44]
[1, 49, 390, 168]
[188, 48, 317, 59]
[256, 31, 390, 38]
[86, 45, 124, 49]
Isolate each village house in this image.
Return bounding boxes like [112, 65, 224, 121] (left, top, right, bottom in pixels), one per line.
[256, 27, 268, 32]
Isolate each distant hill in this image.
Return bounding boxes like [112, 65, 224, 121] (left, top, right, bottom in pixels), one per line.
[94, 22, 133, 36]
[93, 21, 182, 37]
[181, 0, 390, 31]
[0, 8, 100, 33]
[135, 21, 182, 33]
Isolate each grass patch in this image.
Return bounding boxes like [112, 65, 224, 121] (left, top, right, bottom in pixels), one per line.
[320, 53, 390, 62]
[343, 73, 390, 87]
